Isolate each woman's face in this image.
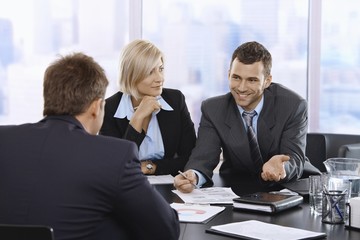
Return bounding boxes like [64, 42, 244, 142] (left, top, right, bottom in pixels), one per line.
[137, 57, 164, 97]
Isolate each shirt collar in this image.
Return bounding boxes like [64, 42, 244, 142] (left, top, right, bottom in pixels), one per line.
[114, 93, 173, 120]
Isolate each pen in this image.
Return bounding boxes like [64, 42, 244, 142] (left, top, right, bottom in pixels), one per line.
[178, 170, 199, 189]
[323, 186, 346, 220]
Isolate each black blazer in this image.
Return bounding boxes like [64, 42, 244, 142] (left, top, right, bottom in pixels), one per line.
[100, 88, 196, 176]
[0, 116, 179, 240]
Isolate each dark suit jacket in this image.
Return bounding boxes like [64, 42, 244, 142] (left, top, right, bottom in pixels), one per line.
[100, 88, 196, 176]
[0, 116, 179, 240]
[185, 83, 308, 186]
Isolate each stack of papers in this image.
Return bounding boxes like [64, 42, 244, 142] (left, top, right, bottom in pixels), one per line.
[172, 187, 238, 204]
[206, 220, 326, 240]
[170, 203, 225, 223]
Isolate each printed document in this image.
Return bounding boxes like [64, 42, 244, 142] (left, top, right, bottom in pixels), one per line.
[147, 174, 174, 185]
[207, 220, 326, 240]
[172, 187, 238, 204]
[170, 203, 225, 223]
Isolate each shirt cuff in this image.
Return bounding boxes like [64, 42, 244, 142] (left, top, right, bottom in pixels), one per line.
[191, 169, 207, 187]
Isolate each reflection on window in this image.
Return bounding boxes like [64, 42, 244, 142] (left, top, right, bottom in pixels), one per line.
[0, 0, 129, 125]
[143, 0, 309, 130]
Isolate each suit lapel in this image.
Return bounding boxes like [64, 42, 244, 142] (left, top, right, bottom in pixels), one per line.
[224, 97, 256, 171]
[257, 90, 276, 160]
[156, 110, 174, 157]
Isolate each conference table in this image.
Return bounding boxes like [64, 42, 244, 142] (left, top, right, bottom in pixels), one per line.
[154, 174, 360, 240]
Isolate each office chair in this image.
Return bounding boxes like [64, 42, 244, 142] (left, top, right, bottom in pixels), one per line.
[306, 133, 360, 172]
[0, 224, 55, 240]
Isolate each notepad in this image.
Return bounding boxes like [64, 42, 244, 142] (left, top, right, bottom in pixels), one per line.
[206, 220, 327, 240]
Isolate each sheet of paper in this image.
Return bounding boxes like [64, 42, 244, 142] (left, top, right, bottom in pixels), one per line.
[209, 220, 326, 240]
[172, 187, 238, 204]
[233, 202, 272, 212]
[147, 174, 174, 185]
[170, 203, 225, 223]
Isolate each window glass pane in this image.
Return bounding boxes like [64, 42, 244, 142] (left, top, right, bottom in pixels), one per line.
[143, 0, 309, 129]
[320, 0, 360, 133]
[0, 0, 129, 124]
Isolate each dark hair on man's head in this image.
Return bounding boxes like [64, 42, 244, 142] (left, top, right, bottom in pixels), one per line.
[230, 41, 272, 77]
[43, 52, 108, 116]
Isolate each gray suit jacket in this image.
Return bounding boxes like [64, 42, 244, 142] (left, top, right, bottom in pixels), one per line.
[185, 83, 308, 186]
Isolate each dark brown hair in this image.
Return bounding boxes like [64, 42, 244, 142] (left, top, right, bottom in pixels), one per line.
[43, 52, 108, 116]
[230, 41, 272, 77]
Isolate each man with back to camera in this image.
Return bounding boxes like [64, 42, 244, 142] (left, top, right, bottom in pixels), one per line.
[174, 41, 311, 193]
[0, 52, 179, 240]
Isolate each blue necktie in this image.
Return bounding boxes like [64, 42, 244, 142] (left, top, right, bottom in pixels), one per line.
[242, 111, 263, 172]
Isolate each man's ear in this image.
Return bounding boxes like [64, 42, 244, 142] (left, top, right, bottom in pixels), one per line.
[90, 98, 103, 118]
[265, 75, 272, 88]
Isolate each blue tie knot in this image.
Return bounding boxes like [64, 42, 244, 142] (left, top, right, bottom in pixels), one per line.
[242, 111, 257, 127]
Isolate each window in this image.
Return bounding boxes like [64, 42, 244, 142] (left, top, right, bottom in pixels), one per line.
[142, 0, 309, 129]
[317, 0, 360, 133]
[0, 0, 129, 124]
[2, 0, 360, 135]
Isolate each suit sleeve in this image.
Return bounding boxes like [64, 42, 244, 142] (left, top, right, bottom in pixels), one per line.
[100, 93, 146, 146]
[123, 124, 146, 147]
[155, 93, 196, 176]
[280, 99, 308, 181]
[184, 100, 223, 185]
[100, 94, 123, 139]
[113, 143, 180, 240]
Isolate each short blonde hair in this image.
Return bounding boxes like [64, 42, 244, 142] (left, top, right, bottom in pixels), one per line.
[119, 39, 163, 100]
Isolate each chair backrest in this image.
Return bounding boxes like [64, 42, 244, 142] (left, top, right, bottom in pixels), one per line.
[306, 133, 360, 172]
[338, 143, 360, 159]
[0, 224, 55, 240]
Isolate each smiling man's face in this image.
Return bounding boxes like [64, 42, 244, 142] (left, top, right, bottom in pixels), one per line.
[228, 59, 272, 111]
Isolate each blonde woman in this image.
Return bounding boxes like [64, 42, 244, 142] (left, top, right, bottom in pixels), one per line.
[100, 39, 196, 176]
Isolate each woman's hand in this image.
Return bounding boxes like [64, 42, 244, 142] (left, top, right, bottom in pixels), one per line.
[140, 160, 156, 175]
[130, 96, 161, 132]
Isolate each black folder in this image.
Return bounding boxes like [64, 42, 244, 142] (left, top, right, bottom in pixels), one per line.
[233, 192, 303, 213]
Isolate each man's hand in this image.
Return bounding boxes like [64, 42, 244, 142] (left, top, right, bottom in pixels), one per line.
[173, 170, 198, 193]
[261, 154, 290, 182]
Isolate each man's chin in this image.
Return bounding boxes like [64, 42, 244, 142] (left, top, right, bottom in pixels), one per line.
[235, 100, 249, 108]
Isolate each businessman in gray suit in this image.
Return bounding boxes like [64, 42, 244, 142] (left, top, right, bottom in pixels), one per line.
[0, 53, 179, 240]
[174, 41, 308, 193]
